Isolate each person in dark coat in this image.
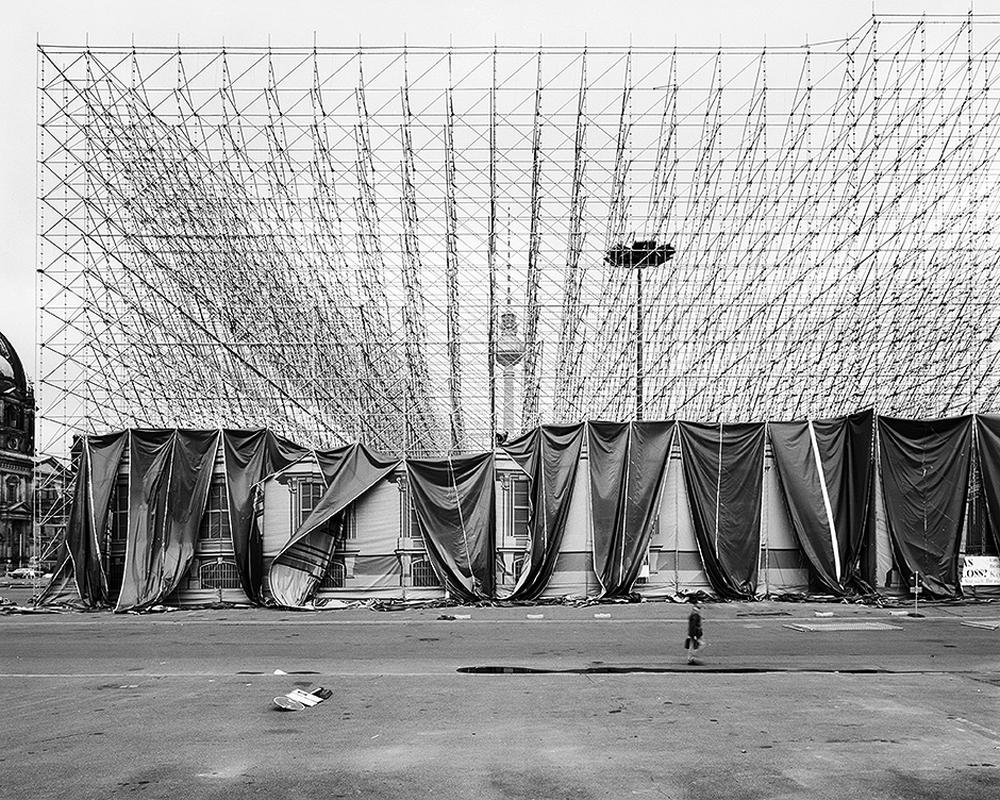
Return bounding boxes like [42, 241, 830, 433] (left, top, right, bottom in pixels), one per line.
[685, 601, 703, 664]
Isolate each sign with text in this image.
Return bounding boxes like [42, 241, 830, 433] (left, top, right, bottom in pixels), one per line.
[961, 555, 1000, 586]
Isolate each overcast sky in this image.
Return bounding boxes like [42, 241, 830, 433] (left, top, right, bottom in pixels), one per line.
[0, 0, 989, 377]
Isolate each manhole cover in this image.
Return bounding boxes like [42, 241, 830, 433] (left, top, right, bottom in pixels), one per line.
[784, 622, 903, 632]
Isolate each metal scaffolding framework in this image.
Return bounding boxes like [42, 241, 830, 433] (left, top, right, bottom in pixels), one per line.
[36, 14, 1000, 459]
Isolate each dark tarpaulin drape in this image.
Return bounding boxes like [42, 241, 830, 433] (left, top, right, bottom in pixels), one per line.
[406, 453, 496, 602]
[977, 414, 1000, 554]
[269, 444, 400, 607]
[115, 429, 220, 612]
[223, 430, 309, 604]
[588, 421, 675, 596]
[878, 415, 972, 598]
[768, 410, 875, 594]
[66, 431, 127, 606]
[678, 422, 765, 599]
[502, 423, 585, 600]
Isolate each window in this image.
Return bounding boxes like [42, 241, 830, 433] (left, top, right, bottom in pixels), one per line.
[513, 554, 527, 580]
[408, 500, 423, 541]
[511, 477, 530, 543]
[199, 480, 229, 540]
[340, 508, 357, 541]
[297, 480, 356, 544]
[200, 559, 241, 589]
[38, 487, 58, 514]
[411, 558, 440, 587]
[299, 481, 326, 527]
[318, 560, 346, 589]
[106, 557, 125, 595]
[5, 477, 18, 505]
[109, 480, 128, 543]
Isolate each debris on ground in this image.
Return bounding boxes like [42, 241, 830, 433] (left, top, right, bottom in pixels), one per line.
[273, 686, 332, 711]
[960, 620, 1000, 631]
[737, 610, 791, 617]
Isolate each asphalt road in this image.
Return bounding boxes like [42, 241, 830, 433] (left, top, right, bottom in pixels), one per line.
[2, 601, 999, 799]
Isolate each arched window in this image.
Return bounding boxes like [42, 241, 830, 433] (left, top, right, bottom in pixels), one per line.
[319, 560, 346, 589]
[200, 559, 241, 590]
[411, 558, 441, 588]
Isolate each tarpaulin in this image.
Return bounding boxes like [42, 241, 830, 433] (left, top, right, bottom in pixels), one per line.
[34, 555, 84, 608]
[768, 410, 875, 594]
[878, 415, 972, 598]
[223, 429, 309, 603]
[678, 422, 765, 599]
[976, 414, 1000, 555]
[65, 431, 128, 606]
[115, 429, 220, 612]
[406, 453, 496, 602]
[588, 421, 675, 596]
[502, 423, 585, 600]
[268, 443, 400, 607]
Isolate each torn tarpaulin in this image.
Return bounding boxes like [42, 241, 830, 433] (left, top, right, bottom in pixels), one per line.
[268, 443, 399, 608]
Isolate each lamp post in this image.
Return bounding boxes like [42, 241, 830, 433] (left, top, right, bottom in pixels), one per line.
[605, 239, 675, 421]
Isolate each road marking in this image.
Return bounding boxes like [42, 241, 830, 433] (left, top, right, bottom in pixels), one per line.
[0, 668, 983, 679]
[952, 717, 1000, 741]
[0, 671, 453, 678]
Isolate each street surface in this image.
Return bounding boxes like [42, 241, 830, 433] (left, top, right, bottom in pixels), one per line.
[1, 600, 998, 799]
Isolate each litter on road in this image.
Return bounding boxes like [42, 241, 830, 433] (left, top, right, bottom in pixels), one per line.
[273, 686, 332, 711]
[960, 620, 1000, 631]
[785, 622, 904, 632]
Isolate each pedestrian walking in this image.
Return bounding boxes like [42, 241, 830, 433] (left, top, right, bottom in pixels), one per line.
[685, 601, 703, 664]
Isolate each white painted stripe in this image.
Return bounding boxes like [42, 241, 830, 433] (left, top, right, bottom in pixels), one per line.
[808, 420, 841, 583]
[0, 672, 455, 678]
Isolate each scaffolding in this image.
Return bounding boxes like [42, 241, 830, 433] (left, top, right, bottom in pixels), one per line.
[36, 14, 1000, 461]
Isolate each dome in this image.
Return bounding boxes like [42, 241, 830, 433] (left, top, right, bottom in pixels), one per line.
[0, 332, 27, 393]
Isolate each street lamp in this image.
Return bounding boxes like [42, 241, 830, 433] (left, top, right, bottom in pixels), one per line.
[605, 239, 675, 421]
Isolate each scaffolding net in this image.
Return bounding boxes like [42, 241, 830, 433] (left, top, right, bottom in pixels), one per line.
[37, 14, 1000, 460]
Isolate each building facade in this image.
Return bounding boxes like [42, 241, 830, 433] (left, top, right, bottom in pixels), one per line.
[0, 332, 35, 570]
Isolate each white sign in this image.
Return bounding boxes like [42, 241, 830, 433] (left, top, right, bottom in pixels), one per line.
[961, 555, 1000, 586]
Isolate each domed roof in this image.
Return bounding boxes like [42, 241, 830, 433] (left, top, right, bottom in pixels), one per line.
[0, 331, 27, 393]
